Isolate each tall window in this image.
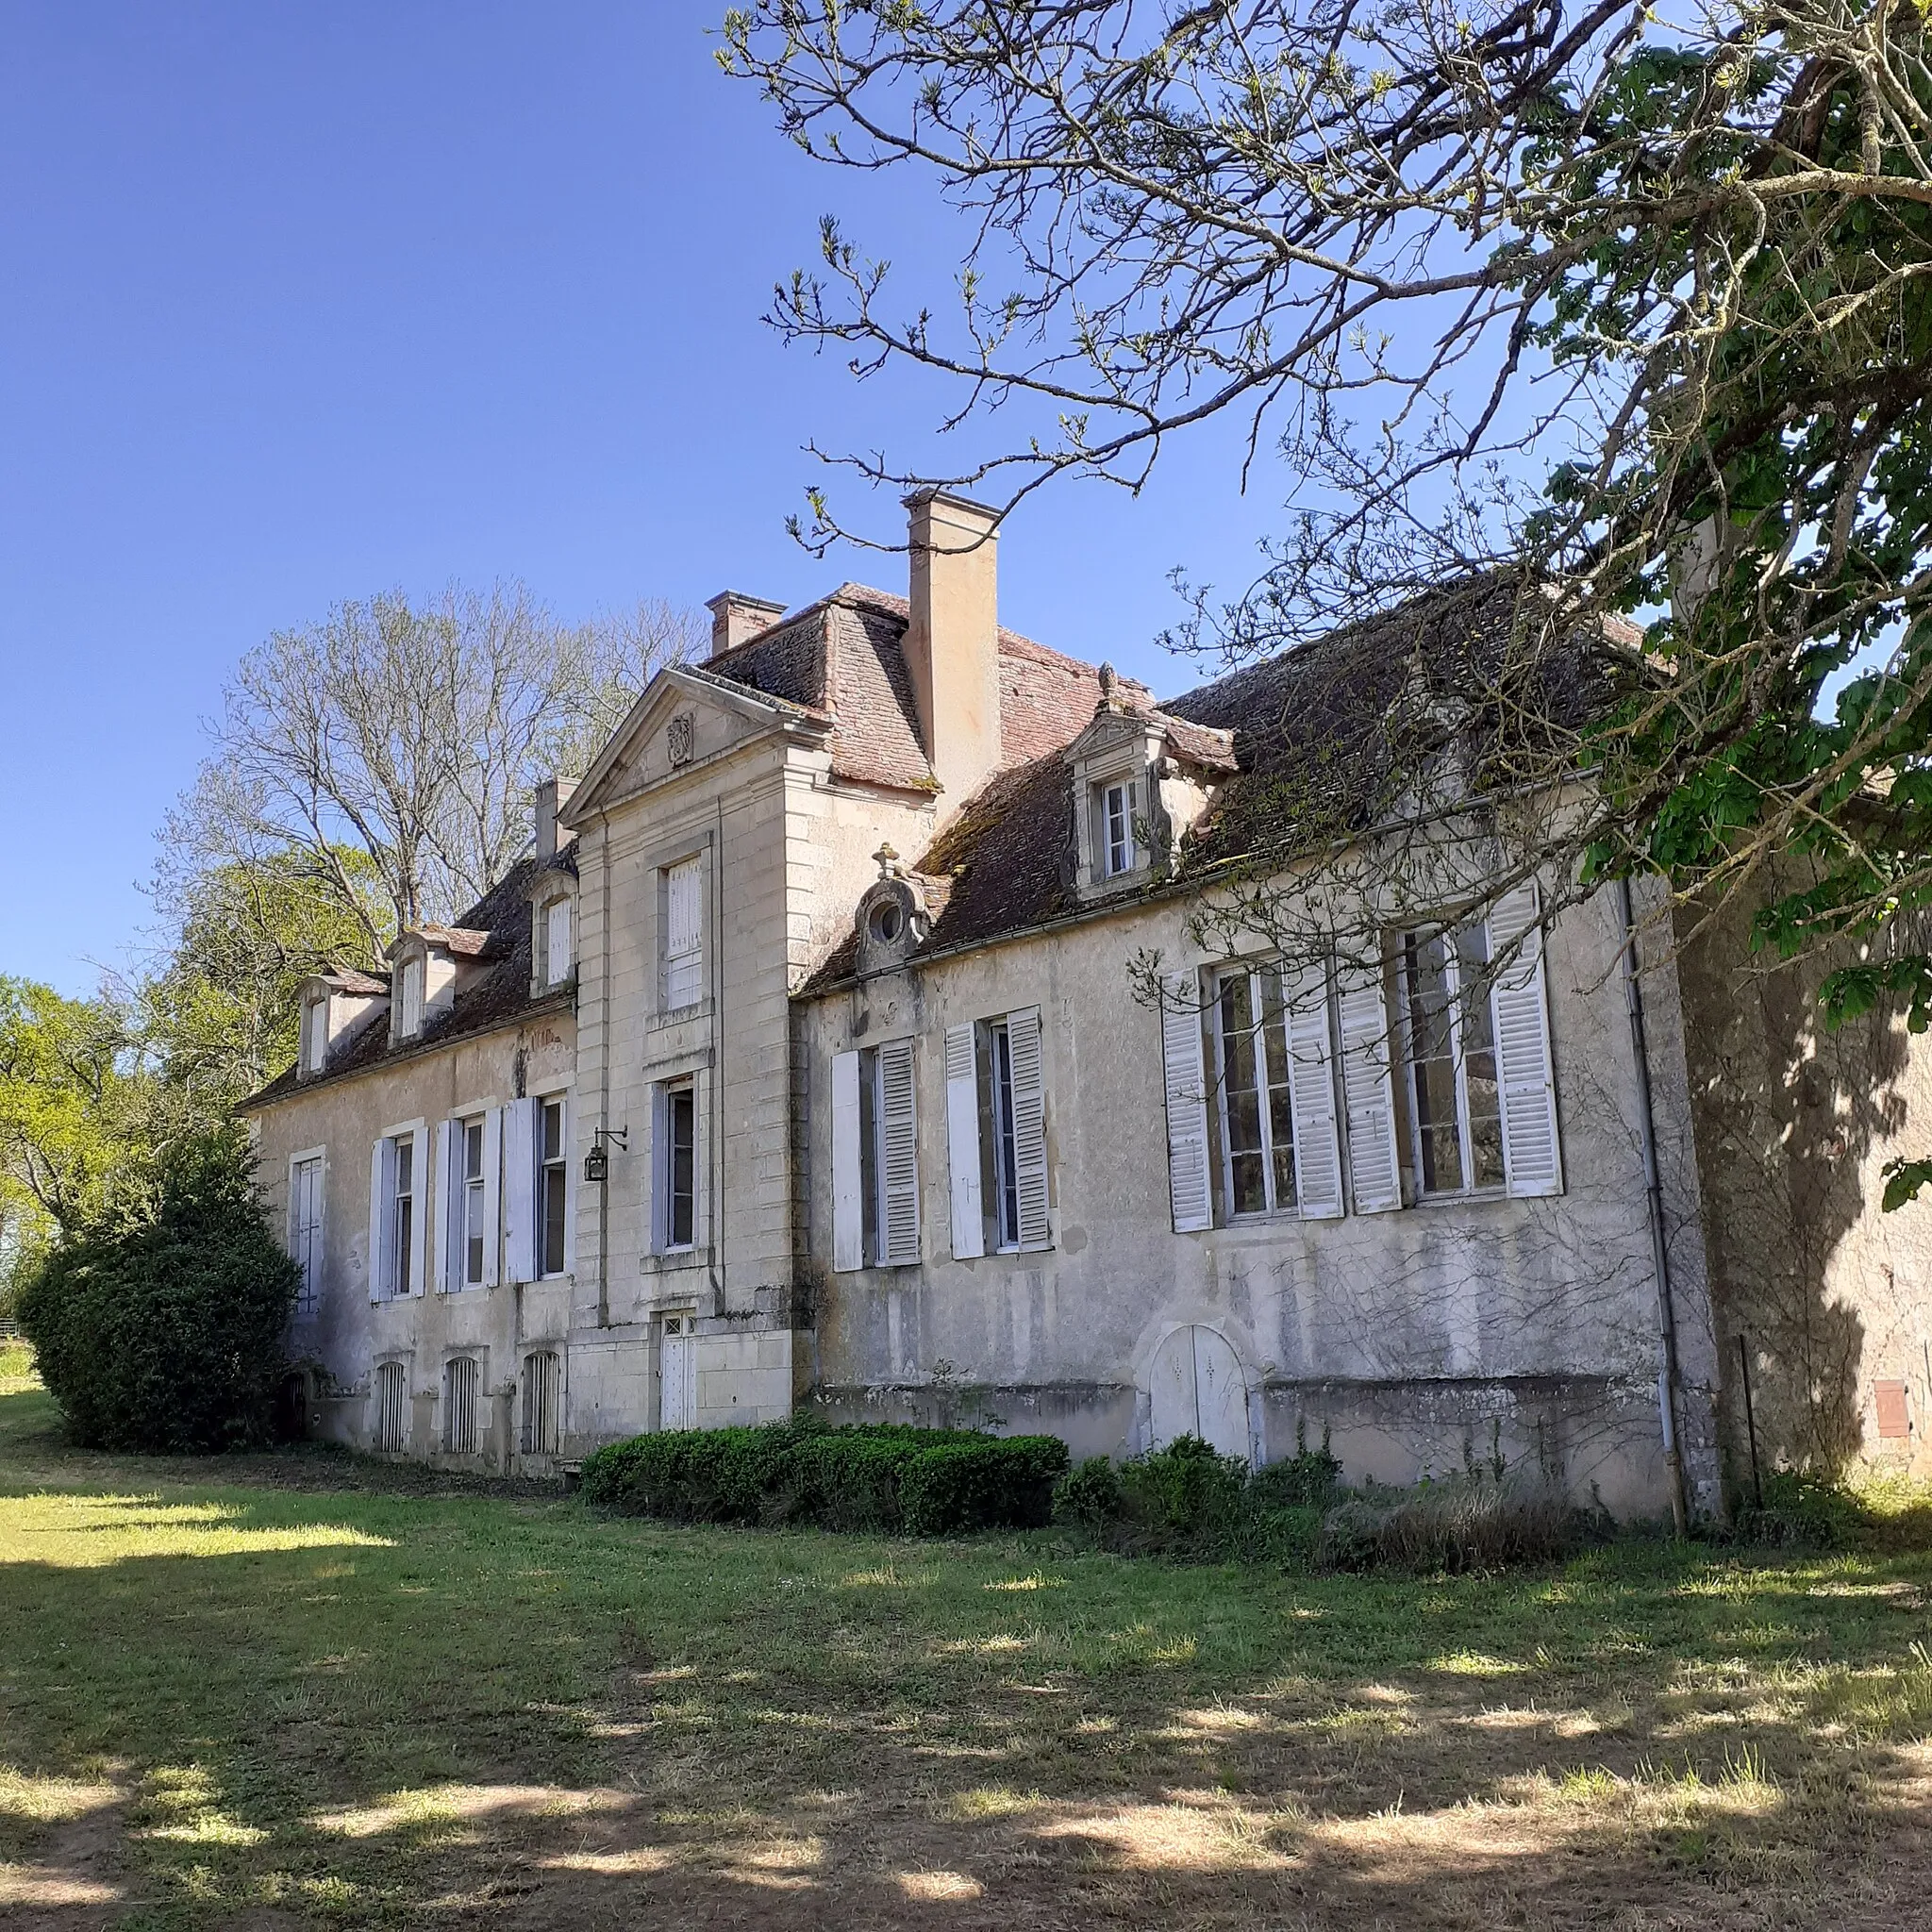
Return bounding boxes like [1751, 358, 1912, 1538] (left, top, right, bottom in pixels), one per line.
[988, 1020, 1024, 1249]
[442, 1356, 480, 1456]
[1091, 776, 1141, 881]
[1400, 925, 1504, 1195]
[521, 1349, 561, 1456]
[461, 1118, 488, 1286]
[398, 957, 424, 1038]
[1212, 965, 1298, 1216]
[657, 1081, 696, 1251]
[844, 1041, 919, 1267]
[539, 1096, 569, 1276]
[543, 897, 572, 985]
[388, 1135, 416, 1297]
[291, 1155, 324, 1313]
[663, 857, 703, 1010]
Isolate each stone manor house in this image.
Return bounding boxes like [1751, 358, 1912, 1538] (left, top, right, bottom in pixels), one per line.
[242, 494, 1932, 1517]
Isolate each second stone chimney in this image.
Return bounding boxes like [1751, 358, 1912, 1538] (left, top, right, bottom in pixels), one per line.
[706, 590, 787, 659]
[903, 489, 1002, 809]
[535, 776, 579, 862]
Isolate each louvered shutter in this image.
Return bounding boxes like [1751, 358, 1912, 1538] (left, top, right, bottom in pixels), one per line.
[479, 1107, 503, 1286]
[664, 858, 703, 1010]
[1284, 962, 1344, 1219]
[1160, 973, 1213, 1233]
[1487, 881, 1564, 1197]
[877, 1040, 921, 1264]
[545, 897, 572, 982]
[503, 1096, 538, 1284]
[1337, 959, 1404, 1213]
[944, 1023, 985, 1258]
[432, 1120, 456, 1291]
[1006, 1008, 1051, 1249]
[367, 1138, 391, 1302]
[408, 1124, 430, 1294]
[831, 1050, 863, 1272]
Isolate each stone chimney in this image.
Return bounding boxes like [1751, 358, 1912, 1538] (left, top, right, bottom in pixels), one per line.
[705, 591, 787, 659]
[535, 776, 579, 862]
[903, 490, 1002, 808]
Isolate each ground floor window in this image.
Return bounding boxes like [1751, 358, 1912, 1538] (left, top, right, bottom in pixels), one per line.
[1399, 924, 1504, 1195]
[520, 1349, 560, 1456]
[653, 1080, 696, 1252]
[290, 1154, 324, 1313]
[442, 1356, 480, 1456]
[1211, 964, 1300, 1217]
[539, 1096, 569, 1276]
[373, 1361, 408, 1453]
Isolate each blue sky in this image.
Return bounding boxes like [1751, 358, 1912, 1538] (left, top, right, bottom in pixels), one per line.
[0, 3, 1283, 996]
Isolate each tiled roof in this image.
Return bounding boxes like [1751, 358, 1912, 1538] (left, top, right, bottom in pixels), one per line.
[799, 575, 1614, 987]
[241, 857, 561, 1111]
[704, 583, 1150, 793]
[397, 924, 497, 960]
[321, 968, 389, 994]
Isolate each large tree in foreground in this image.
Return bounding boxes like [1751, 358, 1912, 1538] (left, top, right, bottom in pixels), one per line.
[723, 0, 1932, 1166]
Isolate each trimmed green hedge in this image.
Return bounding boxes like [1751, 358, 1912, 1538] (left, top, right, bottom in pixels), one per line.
[580, 1416, 1069, 1536]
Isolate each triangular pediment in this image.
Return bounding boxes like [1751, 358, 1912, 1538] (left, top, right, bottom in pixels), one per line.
[564, 665, 829, 823]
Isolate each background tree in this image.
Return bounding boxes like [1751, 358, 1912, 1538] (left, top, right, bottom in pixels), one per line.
[165, 584, 700, 957]
[724, 0, 1932, 1152]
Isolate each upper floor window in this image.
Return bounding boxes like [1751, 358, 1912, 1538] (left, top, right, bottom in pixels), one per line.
[663, 857, 703, 1010]
[389, 1134, 416, 1296]
[941, 1009, 1050, 1258]
[1211, 965, 1299, 1217]
[652, 1079, 696, 1252]
[398, 957, 424, 1039]
[545, 898, 573, 982]
[1089, 775, 1142, 882]
[539, 1095, 569, 1277]
[830, 1041, 919, 1272]
[290, 1154, 324, 1313]
[460, 1117, 489, 1285]
[1399, 925, 1505, 1196]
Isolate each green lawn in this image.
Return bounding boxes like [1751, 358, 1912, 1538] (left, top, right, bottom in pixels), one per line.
[2, 1365, 1930, 1929]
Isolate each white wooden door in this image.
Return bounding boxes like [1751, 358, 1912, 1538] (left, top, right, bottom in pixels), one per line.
[1148, 1324, 1250, 1461]
[660, 1317, 697, 1433]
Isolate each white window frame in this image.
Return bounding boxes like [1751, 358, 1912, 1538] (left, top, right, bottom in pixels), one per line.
[444, 1109, 501, 1290]
[373, 1121, 427, 1300]
[833, 1040, 921, 1271]
[661, 856, 704, 1012]
[1208, 963, 1300, 1220]
[540, 893, 573, 988]
[1102, 780, 1138, 877]
[536, 1092, 571, 1279]
[287, 1146, 326, 1314]
[1396, 922, 1507, 1200]
[652, 1078, 698, 1254]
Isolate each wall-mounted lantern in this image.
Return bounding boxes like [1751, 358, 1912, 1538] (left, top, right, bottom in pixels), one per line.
[585, 1125, 627, 1184]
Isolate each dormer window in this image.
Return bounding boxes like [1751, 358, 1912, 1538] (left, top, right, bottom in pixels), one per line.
[1101, 778, 1141, 877]
[535, 892, 574, 990]
[300, 994, 328, 1076]
[398, 957, 424, 1040]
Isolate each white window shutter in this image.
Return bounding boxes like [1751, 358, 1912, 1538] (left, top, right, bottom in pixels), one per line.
[876, 1040, 921, 1264]
[944, 1023, 985, 1259]
[664, 858, 703, 1010]
[831, 1050, 863, 1272]
[408, 1124, 430, 1294]
[480, 1107, 503, 1287]
[367, 1139, 389, 1302]
[504, 1097, 538, 1284]
[1488, 880, 1564, 1197]
[1159, 974, 1213, 1233]
[1284, 962, 1345, 1219]
[645, 1086, 666, 1254]
[1337, 958, 1404, 1214]
[432, 1120, 456, 1291]
[559, 1094, 576, 1274]
[1006, 1008, 1051, 1249]
[545, 898, 572, 981]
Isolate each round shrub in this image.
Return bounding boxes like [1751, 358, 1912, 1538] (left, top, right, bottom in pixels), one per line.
[17, 1126, 299, 1453]
[1053, 1455, 1124, 1533]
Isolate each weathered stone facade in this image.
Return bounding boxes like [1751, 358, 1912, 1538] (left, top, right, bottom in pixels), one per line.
[242, 498, 1928, 1510]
